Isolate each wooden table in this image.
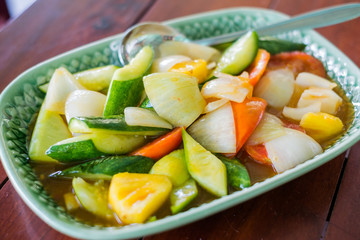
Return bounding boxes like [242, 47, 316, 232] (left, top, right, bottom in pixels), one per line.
[0, 0, 359, 239]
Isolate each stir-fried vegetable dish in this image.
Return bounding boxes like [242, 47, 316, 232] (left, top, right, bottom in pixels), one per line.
[28, 31, 353, 226]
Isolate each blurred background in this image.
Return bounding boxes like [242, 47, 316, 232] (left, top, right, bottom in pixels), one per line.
[0, 0, 36, 29]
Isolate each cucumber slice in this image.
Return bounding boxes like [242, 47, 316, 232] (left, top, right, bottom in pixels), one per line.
[217, 155, 251, 189]
[139, 97, 154, 111]
[29, 105, 72, 162]
[143, 72, 206, 127]
[103, 46, 154, 116]
[38, 83, 49, 93]
[170, 178, 198, 214]
[74, 65, 119, 91]
[124, 107, 172, 129]
[68, 116, 169, 136]
[182, 129, 227, 197]
[215, 31, 258, 75]
[51, 155, 154, 180]
[46, 133, 146, 162]
[149, 149, 190, 187]
[72, 178, 113, 219]
[258, 36, 306, 55]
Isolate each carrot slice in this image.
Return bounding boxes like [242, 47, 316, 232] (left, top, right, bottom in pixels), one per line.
[130, 127, 183, 160]
[246, 49, 270, 86]
[230, 97, 267, 156]
[267, 51, 326, 77]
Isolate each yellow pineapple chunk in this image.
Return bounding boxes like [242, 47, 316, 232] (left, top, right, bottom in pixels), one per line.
[300, 112, 344, 142]
[109, 173, 172, 224]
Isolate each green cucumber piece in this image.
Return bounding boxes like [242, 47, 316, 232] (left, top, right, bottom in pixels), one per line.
[72, 178, 113, 219]
[51, 155, 154, 180]
[29, 105, 72, 162]
[38, 83, 49, 93]
[46, 133, 146, 162]
[258, 36, 306, 55]
[103, 46, 154, 116]
[139, 97, 154, 111]
[150, 149, 190, 187]
[68, 116, 169, 135]
[170, 178, 198, 214]
[215, 31, 258, 75]
[217, 155, 251, 189]
[74, 65, 119, 92]
[182, 129, 227, 197]
[143, 72, 206, 127]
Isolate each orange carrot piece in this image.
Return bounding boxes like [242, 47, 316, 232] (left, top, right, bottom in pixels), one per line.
[130, 127, 184, 160]
[246, 49, 270, 86]
[231, 97, 267, 154]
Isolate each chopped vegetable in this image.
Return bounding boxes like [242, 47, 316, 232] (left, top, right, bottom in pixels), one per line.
[103, 46, 153, 116]
[63, 192, 80, 211]
[170, 179, 198, 214]
[29, 105, 72, 162]
[217, 155, 251, 189]
[143, 72, 206, 127]
[267, 51, 326, 77]
[297, 88, 343, 115]
[215, 31, 258, 75]
[254, 68, 295, 108]
[124, 107, 173, 129]
[72, 178, 113, 219]
[231, 97, 267, 154]
[151, 55, 191, 73]
[203, 98, 228, 114]
[46, 133, 146, 162]
[295, 72, 337, 89]
[201, 73, 252, 103]
[257, 36, 306, 55]
[150, 149, 190, 187]
[50, 155, 154, 180]
[74, 65, 119, 92]
[130, 127, 183, 160]
[44, 67, 85, 114]
[182, 129, 227, 197]
[109, 173, 172, 224]
[245, 144, 271, 165]
[282, 102, 321, 121]
[300, 112, 344, 142]
[65, 90, 106, 124]
[169, 59, 208, 83]
[188, 102, 236, 153]
[246, 49, 270, 86]
[68, 116, 169, 136]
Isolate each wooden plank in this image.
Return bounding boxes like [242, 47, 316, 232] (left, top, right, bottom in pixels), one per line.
[140, 0, 272, 21]
[144, 154, 345, 239]
[0, 182, 75, 240]
[0, 0, 153, 190]
[0, 0, 153, 91]
[324, 141, 360, 239]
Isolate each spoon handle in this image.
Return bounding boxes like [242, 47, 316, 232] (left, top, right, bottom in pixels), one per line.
[194, 3, 360, 46]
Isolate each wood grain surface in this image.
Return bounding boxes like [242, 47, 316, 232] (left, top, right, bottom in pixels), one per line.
[0, 0, 359, 239]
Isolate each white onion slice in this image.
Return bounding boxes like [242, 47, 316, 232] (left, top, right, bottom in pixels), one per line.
[124, 107, 173, 129]
[188, 102, 236, 153]
[65, 90, 106, 123]
[282, 102, 321, 121]
[296, 72, 337, 89]
[247, 113, 286, 146]
[201, 74, 251, 103]
[151, 55, 191, 73]
[203, 99, 229, 114]
[265, 128, 323, 173]
[254, 68, 295, 108]
[297, 87, 343, 115]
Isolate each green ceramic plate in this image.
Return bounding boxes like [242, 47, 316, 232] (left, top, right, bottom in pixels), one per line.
[0, 7, 359, 240]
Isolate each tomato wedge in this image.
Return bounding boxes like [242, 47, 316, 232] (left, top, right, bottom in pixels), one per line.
[230, 97, 267, 157]
[267, 51, 326, 77]
[246, 49, 270, 86]
[130, 127, 183, 160]
[245, 144, 272, 165]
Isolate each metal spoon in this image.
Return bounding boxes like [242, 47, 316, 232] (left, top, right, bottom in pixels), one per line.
[118, 3, 360, 65]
